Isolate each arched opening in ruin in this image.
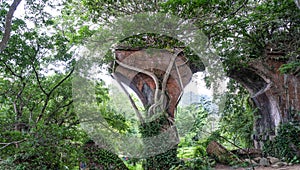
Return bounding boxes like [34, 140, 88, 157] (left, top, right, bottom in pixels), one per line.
[113, 48, 300, 151]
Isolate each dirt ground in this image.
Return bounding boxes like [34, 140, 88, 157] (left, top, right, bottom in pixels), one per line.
[214, 164, 300, 170]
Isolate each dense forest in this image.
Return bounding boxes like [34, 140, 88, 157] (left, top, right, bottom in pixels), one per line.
[0, 0, 300, 169]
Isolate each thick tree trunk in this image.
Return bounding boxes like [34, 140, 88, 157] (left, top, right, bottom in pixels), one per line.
[229, 51, 300, 149]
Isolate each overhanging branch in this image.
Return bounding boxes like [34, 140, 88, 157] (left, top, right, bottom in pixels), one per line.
[0, 0, 22, 52]
[35, 68, 74, 123]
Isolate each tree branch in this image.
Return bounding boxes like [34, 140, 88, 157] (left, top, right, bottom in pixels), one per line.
[0, 139, 26, 150]
[0, 59, 23, 79]
[48, 67, 74, 96]
[295, 0, 300, 9]
[0, 0, 22, 52]
[35, 68, 74, 123]
[45, 100, 73, 125]
[174, 59, 184, 104]
[160, 50, 182, 102]
[32, 63, 47, 95]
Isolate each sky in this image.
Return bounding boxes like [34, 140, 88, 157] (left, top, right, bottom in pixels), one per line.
[14, 1, 25, 18]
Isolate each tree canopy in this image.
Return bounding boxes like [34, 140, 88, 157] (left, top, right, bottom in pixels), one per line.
[0, 0, 300, 169]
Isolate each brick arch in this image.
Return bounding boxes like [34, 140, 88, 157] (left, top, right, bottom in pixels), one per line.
[114, 48, 300, 150]
[114, 48, 193, 119]
[229, 54, 300, 149]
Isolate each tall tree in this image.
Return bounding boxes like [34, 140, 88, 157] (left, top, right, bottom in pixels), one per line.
[0, 1, 87, 169]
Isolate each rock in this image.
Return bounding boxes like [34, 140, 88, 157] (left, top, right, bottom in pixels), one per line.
[271, 161, 287, 168]
[267, 156, 280, 164]
[206, 141, 228, 157]
[244, 158, 251, 163]
[288, 162, 293, 166]
[231, 148, 261, 159]
[245, 168, 255, 170]
[271, 164, 280, 168]
[244, 159, 258, 165]
[206, 141, 239, 164]
[252, 161, 258, 166]
[259, 157, 270, 167]
[253, 157, 261, 162]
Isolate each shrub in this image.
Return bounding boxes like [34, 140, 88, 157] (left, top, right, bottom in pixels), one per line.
[263, 122, 300, 163]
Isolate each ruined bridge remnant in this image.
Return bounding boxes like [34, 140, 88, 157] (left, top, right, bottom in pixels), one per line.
[113, 47, 300, 150]
[112, 48, 202, 168]
[229, 49, 300, 149]
[113, 48, 193, 122]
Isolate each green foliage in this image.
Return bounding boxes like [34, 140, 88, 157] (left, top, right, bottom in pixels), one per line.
[139, 114, 180, 169]
[177, 143, 207, 160]
[0, 1, 89, 169]
[143, 148, 179, 170]
[118, 33, 184, 49]
[81, 0, 163, 22]
[279, 60, 300, 74]
[95, 82, 131, 133]
[218, 80, 255, 149]
[170, 157, 215, 170]
[0, 124, 87, 170]
[161, 0, 300, 72]
[183, 157, 214, 170]
[1, 0, 300, 169]
[176, 102, 214, 148]
[176, 102, 217, 169]
[263, 122, 300, 163]
[125, 161, 143, 170]
[139, 114, 169, 137]
[82, 140, 128, 170]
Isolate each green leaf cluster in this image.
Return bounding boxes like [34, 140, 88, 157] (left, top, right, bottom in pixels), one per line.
[219, 80, 255, 149]
[263, 122, 300, 163]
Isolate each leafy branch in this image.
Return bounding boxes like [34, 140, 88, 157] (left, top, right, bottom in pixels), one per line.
[0, 139, 27, 150]
[35, 68, 74, 123]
